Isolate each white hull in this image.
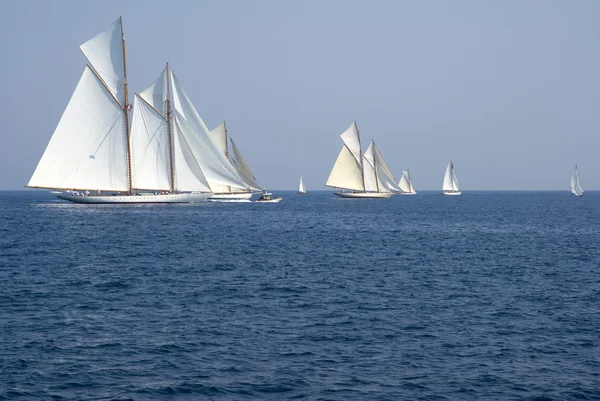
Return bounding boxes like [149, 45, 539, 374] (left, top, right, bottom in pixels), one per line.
[209, 192, 253, 200]
[396, 192, 417, 195]
[256, 198, 282, 203]
[442, 191, 461, 196]
[298, 191, 307, 194]
[334, 191, 393, 199]
[57, 193, 210, 204]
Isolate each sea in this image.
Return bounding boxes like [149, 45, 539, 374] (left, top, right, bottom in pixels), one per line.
[1, 190, 600, 400]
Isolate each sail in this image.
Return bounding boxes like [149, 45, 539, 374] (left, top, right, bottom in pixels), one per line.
[363, 142, 378, 192]
[451, 165, 460, 191]
[443, 160, 456, 192]
[28, 66, 128, 191]
[129, 94, 171, 191]
[172, 112, 211, 192]
[372, 143, 400, 192]
[168, 70, 248, 190]
[210, 122, 228, 157]
[399, 170, 416, 193]
[571, 166, 583, 196]
[326, 146, 365, 191]
[340, 121, 362, 165]
[299, 176, 306, 193]
[230, 138, 261, 191]
[139, 65, 168, 117]
[79, 18, 126, 107]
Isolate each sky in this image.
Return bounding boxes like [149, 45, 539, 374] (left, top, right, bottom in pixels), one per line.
[1, 0, 600, 191]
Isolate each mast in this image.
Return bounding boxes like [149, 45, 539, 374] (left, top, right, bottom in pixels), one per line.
[121, 17, 133, 194]
[356, 122, 365, 191]
[165, 62, 176, 193]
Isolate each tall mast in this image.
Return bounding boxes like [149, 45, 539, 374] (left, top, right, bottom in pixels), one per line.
[121, 17, 133, 194]
[356, 121, 365, 191]
[165, 62, 176, 193]
[224, 121, 229, 159]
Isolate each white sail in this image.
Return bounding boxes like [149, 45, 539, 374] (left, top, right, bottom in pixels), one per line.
[28, 66, 128, 191]
[571, 165, 584, 196]
[129, 94, 171, 191]
[139, 65, 168, 116]
[372, 143, 400, 192]
[442, 160, 460, 192]
[363, 142, 378, 192]
[168, 70, 248, 190]
[210, 122, 228, 157]
[79, 18, 126, 106]
[398, 170, 416, 194]
[230, 138, 261, 191]
[299, 175, 306, 193]
[340, 121, 362, 165]
[326, 146, 365, 191]
[172, 112, 211, 192]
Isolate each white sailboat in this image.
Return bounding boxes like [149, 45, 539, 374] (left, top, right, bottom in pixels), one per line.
[298, 175, 307, 194]
[397, 169, 417, 195]
[27, 18, 225, 204]
[571, 165, 584, 197]
[208, 121, 260, 201]
[442, 160, 461, 195]
[326, 121, 399, 198]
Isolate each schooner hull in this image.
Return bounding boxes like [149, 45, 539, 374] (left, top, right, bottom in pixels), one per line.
[209, 192, 253, 201]
[442, 191, 461, 196]
[57, 193, 210, 204]
[396, 192, 417, 195]
[334, 191, 393, 199]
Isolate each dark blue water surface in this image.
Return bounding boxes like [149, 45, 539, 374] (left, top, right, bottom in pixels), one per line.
[1, 190, 600, 400]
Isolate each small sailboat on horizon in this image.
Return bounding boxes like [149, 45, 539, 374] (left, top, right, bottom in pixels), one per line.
[397, 169, 417, 195]
[325, 121, 399, 198]
[442, 160, 461, 196]
[571, 165, 584, 197]
[298, 175, 307, 194]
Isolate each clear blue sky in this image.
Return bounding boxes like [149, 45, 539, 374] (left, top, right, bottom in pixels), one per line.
[2, 0, 599, 190]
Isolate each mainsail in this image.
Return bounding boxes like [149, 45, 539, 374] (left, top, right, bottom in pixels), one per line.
[570, 165, 584, 196]
[442, 160, 460, 192]
[28, 17, 129, 192]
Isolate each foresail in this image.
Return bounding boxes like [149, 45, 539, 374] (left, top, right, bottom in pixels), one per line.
[172, 113, 211, 192]
[451, 167, 460, 191]
[326, 146, 364, 191]
[340, 121, 362, 165]
[139, 66, 168, 117]
[28, 67, 128, 191]
[79, 18, 126, 107]
[130, 94, 171, 191]
[363, 142, 378, 192]
[230, 138, 261, 191]
[168, 70, 248, 190]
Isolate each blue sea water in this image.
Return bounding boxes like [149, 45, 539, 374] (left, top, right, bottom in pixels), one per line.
[1, 190, 600, 400]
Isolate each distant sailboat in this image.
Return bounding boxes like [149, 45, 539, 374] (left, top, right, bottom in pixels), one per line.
[571, 165, 584, 197]
[299, 175, 307, 194]
[442, 160, 461, 195]
[398, 169, 416, 195]
[325, 121, 399, 198]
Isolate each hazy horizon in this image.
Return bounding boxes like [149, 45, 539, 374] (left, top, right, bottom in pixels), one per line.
[2, 1, 599, 191]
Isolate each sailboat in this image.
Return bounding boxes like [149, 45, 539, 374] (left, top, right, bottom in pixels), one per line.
[298, 175, 307, 194]
[326, 121, 399, 198]
[442, 160, 461, 195]
[397, 169, 417, 195]
[208, 121, 261, 201]
[26, 18, 244, 203]
[571, 165, 584, 197]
